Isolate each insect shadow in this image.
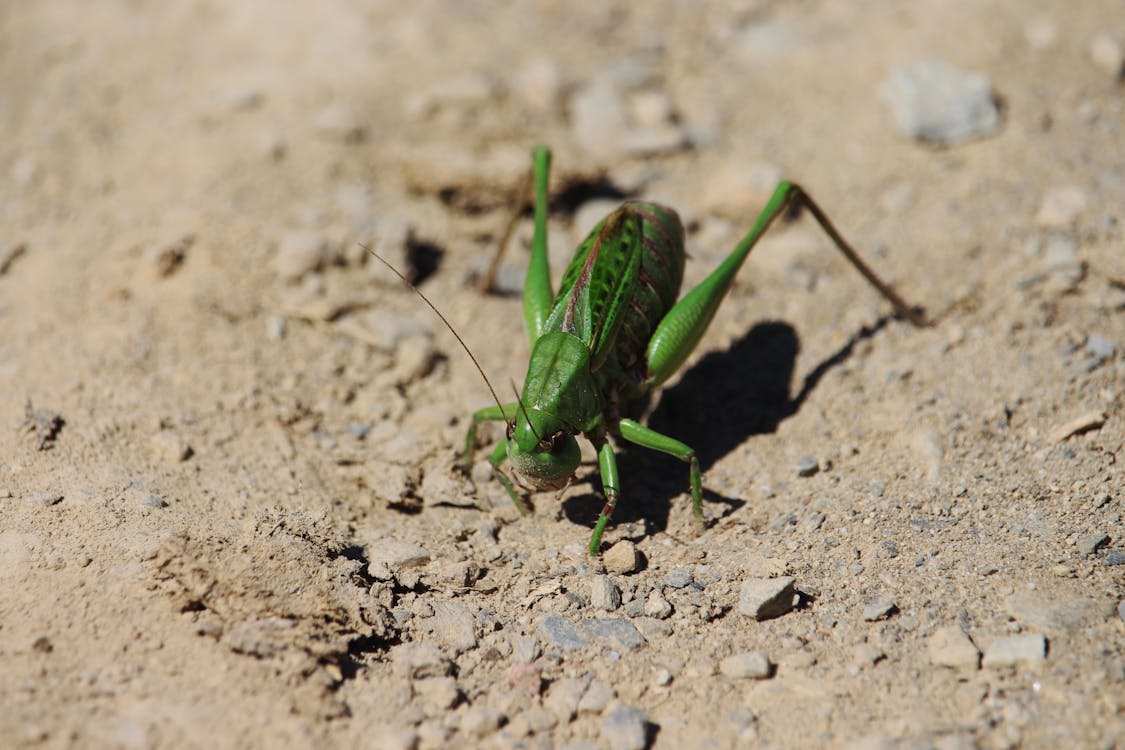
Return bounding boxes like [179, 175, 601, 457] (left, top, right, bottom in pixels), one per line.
[560, 315, 892, 535]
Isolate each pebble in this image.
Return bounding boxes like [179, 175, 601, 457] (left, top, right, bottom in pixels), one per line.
[603, 540, 641, 574]
[629, 90, 674, 128]
[1118, 600, 1125, 623]
[569, 79, 628, 157]
[619, 126, 686, 156]
[459, 706, 506, 739]
[537, 614, 590, 651]
[588, 575, 622, 611]
[1107, 549, 1125, 566]
[1085, 334, 1116, 363]
[861, 596, 897, 622]
[718, 651, 772, 680]
[141, 493, 168, 509]
[367, 539, 433, 580]
[1006, 590, 1111, 635]
[983, 633, 1047, 668]
[1047, 411, 1106, 443]
[1025, 18, 1057, 50]
[367, 726, 419, 750]
[738, 576, 796, 620]
[928, 625, 981, 670]
[1088, 34, 1124, 78]
[1077, 531, 1111, 556]
[632, 617, 673, 641]
[150, 431, 193, 462]
[600, 705, 649, 750]
[414, 676, 459, 711]
[652, 668, 673, 687]
[390, 642, 452, 679]
[881, 60, 1000, 145]
[644, 590, 673, 620]
[425, 601, 478, 653]
[544, 677, 588, 722]
[312, 101, 366, 142]
[663, 568, 694, 589]
[1035, 185, 1088, 228]
[577, 679, 615, 715]
[505, 662, 542, 696]
[24, 491, 63, 507]
[583, 618, 646, 650]
[274, 231, 329, 281]
[510, 635, 540, 664]
[795, 456, 819, 478]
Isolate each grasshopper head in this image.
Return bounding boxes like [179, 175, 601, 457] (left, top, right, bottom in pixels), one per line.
[506, 407, 581, 491]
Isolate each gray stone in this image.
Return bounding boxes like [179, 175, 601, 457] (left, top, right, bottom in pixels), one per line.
[663, 568, 694, 588]
[795, 456, 819, 477]
[928, 625, 980, 670]
[718, 651, 772, 679]
[588, 575, 621, 611]
[881, 60, 1000, 145]
[537, 615, 590, 651]
[738, 576, 797, 620]
[600, 705, 649, 750]
[582, 618, 646, 650]
[983, 633, 1047, 668]
[1077, 532, 1111, 555]
[862, 596, 897, 622]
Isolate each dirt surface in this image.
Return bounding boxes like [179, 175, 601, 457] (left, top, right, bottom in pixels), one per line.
[2, 2, 1124, 748]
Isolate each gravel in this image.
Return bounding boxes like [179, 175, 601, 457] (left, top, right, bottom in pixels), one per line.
[600, 705, 650, 750]
[738, 576, 797, 620]
[982, 633, 1047, 668]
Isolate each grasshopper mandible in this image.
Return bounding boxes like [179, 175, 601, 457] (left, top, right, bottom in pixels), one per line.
[454, 147, 927, 556]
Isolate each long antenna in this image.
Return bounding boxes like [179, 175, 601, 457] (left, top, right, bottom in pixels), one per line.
[364, 245, 507, 416]
[509, 378, 541, 443]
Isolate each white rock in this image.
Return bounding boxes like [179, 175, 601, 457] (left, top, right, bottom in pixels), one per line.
[881, 60, 1000, 145]
[1088, 34, 1124, 78]
[719, 651, 772, 679]
[982, 633, 1047, 668]
[644, 590, 673, 619]
[589, 575, 622, 611]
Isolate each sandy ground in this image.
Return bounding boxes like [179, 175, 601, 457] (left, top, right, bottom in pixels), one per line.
[2, 1, 1124, 748]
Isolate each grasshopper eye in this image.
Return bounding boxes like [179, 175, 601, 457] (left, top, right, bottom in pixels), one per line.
[506, 421, 515, 440]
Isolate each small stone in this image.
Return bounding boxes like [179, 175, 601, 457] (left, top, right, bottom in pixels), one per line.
[983, 633, 1047, 668]
[738, 576, 796, 621]
[718, 651, 772, 680]
[652, 668, 673, 687]
[506, 663, 543, 696]
[544, 677, 588, 722]
[1035, 185, 1088, 228]
[1006, 590, 1112, 635]
[928, 625, 981, 670]
[600, 705, 649, 750]
[643, 590, 673, 620]
[460, 706, 506, 739]
[577, 679, 615, 715]
[274, 231, 329, 281]
[414, 676, 459, 711]
[881, 60, 1000, 145]
[663, 568, 694, 588]
[537, 614, 590, 651]
[619, 126, 686, 156]
[795, 456, 819, 477]
[390, 642, 452, 679]
[862, 596, 897, 622]
[424, 601, 477, 653]
[141, 494, 168, 509]
[150, 431, 193, 462]
[632, 617, 673, 641]
[1088, 33, 1125, 78]
[588, 575, 621, 611]
[1117, 600, 1125, 623]
[603, 540, 641, 574]
[367, 539, 433, 580]
[1107, 549, 1125, 566]
[312, 101, 366, 142]
[1077, 531, 1111, 556]
[24, 491, 63, 507]
[1048, 411, 1106, 442]
[851, 644, 886, 669]
[1085, 334, 1116, 362]
[582, 618, 646, 650]
[510, 635, 540, 664]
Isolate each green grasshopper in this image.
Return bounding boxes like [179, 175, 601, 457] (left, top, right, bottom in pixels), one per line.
[453, 146, 926, 556]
